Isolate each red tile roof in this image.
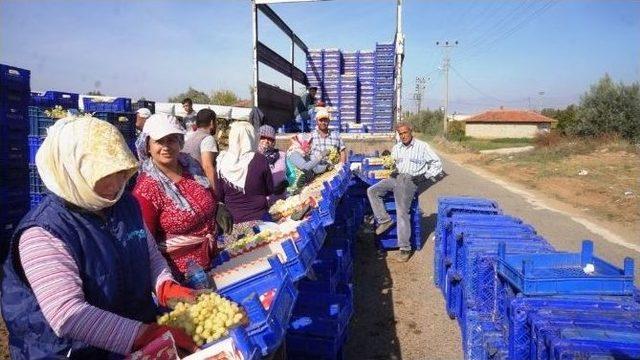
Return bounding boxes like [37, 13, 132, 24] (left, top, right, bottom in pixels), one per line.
[465, 109, 555, 124]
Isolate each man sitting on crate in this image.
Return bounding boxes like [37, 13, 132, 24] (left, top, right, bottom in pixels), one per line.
[367, 122, 443, 262]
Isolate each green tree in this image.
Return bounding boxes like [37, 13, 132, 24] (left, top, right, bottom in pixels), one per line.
[87, 90, 104, 96]
[168, 87, 210, 104]
[542, 105, 577, 134]
[210, 90, 239, 106]
[403, 108, 444, 136]
[572, 74, 640, 141]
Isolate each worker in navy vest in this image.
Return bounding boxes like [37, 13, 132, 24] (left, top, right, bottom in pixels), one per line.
[0, 116, 201, 359]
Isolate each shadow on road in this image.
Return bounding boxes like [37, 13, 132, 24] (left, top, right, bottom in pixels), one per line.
[343, 226, 401, 360]
[344, 211, 437, 359]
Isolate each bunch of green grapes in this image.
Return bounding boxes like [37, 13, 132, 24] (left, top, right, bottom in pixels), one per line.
[157, 293, 246, 347]
[381, 155, 395, 170]
[44, 105, 67, 119]
[327, 147, 340, 164]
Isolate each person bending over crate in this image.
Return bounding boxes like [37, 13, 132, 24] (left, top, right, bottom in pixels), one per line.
[367, 122, 443, 262]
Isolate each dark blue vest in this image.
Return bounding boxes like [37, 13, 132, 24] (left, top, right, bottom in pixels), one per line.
[1, 193, 157, 359]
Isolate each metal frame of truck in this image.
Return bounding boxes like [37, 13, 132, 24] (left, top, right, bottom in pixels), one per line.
[251, 0, 404, 129]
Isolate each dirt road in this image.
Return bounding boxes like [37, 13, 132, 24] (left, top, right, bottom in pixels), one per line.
[344, 152, 639, 360]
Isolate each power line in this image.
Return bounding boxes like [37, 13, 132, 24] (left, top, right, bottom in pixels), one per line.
[449, 64, 504, 103]
[456, 1, 537, 58]
[456, 0, 557, 63]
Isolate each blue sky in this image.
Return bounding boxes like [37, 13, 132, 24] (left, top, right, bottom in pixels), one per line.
[1, 0, 638, 114]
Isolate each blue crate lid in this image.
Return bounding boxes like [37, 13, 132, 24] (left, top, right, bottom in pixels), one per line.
[30, 91, 79, 109]
[83, 97, 131, 113]
[497, 240, 635, 296]
[0, 64, 30, 90]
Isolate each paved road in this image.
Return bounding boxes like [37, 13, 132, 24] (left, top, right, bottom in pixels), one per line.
[343, 155, 639, 360]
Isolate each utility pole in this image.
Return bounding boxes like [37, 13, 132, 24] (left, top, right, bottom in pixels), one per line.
[394, 0, 405, 126]
[436, 40, 458, 133]
[414, 76, 428, 113]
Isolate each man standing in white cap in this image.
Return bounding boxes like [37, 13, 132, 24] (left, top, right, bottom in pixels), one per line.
[135, 108, 152, 134]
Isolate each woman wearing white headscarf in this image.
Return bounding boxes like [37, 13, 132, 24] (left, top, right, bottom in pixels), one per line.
[0, 116, 198, 359]
[215, 121, 274, 244]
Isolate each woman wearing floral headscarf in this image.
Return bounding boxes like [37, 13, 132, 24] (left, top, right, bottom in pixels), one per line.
[0, 116, 198, 358]
[285, 133, 330, 194]
[133, 114, 218, 279]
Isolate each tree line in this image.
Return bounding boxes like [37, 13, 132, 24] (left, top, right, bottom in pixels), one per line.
[406, 74, 640, 142]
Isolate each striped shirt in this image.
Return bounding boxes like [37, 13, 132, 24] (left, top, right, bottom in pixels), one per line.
[310, 129, 345, 159]
[391, 137, 443, 178]
[19, 226, 175, 355]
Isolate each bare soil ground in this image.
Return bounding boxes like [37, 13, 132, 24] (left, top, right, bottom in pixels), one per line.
[430, 136, 640, 232]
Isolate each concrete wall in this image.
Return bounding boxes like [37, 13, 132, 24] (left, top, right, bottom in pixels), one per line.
[465, 123, 550, 139]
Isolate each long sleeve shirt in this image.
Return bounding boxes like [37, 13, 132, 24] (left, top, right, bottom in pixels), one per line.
[391, 138, 443, 178]
[215, 153, 274, 223]
[18, 226, 174, 355]
[287, 151, 327, 174]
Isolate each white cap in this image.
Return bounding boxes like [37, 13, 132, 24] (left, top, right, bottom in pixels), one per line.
[315, 107, 330, 120]
[136, 107, 152, 118]
[142, 113, 185, 140]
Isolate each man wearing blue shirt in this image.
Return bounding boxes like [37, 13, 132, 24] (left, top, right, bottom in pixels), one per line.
[367, 122, 443, 262]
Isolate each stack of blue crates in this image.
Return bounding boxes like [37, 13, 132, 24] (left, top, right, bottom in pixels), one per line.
[339, 74, 358, 127]
[372, 43, 395, 132]
[286, 173, 362, 360]
[358, 50, 375, 131]
[83, 97, 136, 151]
[301, 44, 394, 134]
[0, 64, 31, 245]
[433, 196, 640, 360]
[27, 90, 81, 208]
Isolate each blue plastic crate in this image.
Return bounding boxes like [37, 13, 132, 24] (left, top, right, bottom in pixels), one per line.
[217, 256, 298, 356]
[83, 97, 131, 112]
[453, 238, 554, 319]
[286, 323, 348, 360]
[447, 224, 538, 274]
[28, 106, 55, 136]
[448, 237, 546, 319]
[30, 91, 79, 109]
[549, 337, 640, 360]
[0, 186, 29, 223]
[529, 310, 640, 360]
[0, 126, 29, 167]
[29, 164, 45, 194]
[497, 240, 635, 296]
[437, 217, 530, 292]
[0, 64, 30, 90]
[500, 294, 640, 360]
[1, 87, 30, 120]
[1, 161, 28, 189]
[93, 111, 137, 141]
[27, 135, 44, 164]
[461, 310, 502, 360]
[288, 291, 353, 339]
[131, 99, 155, 114]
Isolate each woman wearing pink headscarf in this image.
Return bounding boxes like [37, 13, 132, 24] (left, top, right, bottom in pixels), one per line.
[285, 133, 331, 194]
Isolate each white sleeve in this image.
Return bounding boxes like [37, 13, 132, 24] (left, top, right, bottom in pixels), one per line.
[200, 135, 219, 153]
